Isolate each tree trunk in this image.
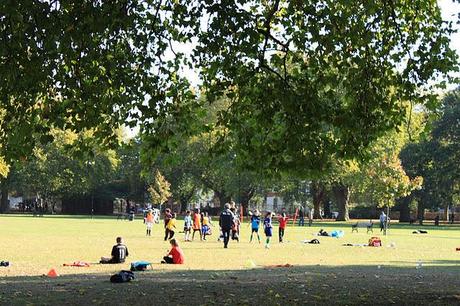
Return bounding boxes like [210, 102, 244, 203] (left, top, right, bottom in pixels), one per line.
[215, 191, 231, 208]
[311, 181, 325, 219]
[417, 200, 425, 226]
[323, 196, 331, 219]
[179, 188, 196, 213]
[398, 196, 412, 222]
[240, 188, 254, 215]
[333, 184, 349, 221]
[0, 179, 9, 213]
[179, 197, 188, 213]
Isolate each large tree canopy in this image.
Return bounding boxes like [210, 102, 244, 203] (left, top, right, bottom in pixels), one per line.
[400, 88, 460, 218]
[1, 1, 458, 175]
[0, 0, 194, 163]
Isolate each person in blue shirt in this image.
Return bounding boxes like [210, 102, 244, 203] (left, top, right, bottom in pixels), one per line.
[263, 211, 273, 249]
[249, 210, 261, 243]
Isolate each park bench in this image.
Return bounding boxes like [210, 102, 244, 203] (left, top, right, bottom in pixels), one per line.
[351, 221, 374, 233]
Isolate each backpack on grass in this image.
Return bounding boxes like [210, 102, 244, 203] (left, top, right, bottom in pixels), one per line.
[130, 261, 152, 271]
[368, 237, 382, 247]
[110, 270, 135, 283]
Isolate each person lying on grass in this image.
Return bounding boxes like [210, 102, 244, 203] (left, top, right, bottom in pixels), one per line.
[161, 239, 184, 264]
[100, 237, 129, 264]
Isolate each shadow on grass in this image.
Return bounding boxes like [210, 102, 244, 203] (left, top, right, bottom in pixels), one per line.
[1, 264, 459, 305]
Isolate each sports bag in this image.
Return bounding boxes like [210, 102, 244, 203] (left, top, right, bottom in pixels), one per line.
[368, 237, 382, 247]
[110, 270, 135, 283]
[130, 261, 151, 271]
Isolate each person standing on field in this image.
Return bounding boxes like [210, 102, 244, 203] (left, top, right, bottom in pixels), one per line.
[184, 210, 192, 241]
[164, 208, 172, 241]
[192, 208, 202, 241]
[380, 211, 387, 232]
[249, 210, 261, 243]
[278, 212, 289, 243]
[219, 203, 235, 248]
[145, 209, 154, 236]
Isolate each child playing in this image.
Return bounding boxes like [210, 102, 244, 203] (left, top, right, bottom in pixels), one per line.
[166, 213, 177, 240]
[231, 208, 240, 242]
[263, 212, 273, 249]
[192, 208, 202, 241]
[278, 212, 289, 243]
[100, 237, 129, 264]
[201, 212, 212, 240]
[184, 210, 192, 241]
[249, 210, 261, 243]
[145, 209, 154, 236]
[161, 239, 185, 264]
[163, 208, 172, 241]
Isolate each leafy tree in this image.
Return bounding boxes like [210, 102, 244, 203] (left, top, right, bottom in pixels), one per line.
[1, 1, 457, 183]
[114, 139, 147, 203]
[2, 129, 120, 213]
[0, 157, 8, 178]
[400, 88, 460, 221]
[363, 154, 423, 209]
[191, 0, 458, 174]
[0, 1, 194, 164]
[148, 170, 171, 206]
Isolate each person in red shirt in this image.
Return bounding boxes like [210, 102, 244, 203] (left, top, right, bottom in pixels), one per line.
[278, 212, 289, 243]
[162, 239, 185, 264]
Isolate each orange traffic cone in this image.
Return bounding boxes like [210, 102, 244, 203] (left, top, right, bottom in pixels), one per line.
[47, 268, 59, 278]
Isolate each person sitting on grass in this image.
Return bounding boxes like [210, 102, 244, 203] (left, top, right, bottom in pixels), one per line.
[161, 239, 185, 264]
[100, 237, 129, 264]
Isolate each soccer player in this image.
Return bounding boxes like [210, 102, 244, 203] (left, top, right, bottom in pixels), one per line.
[100, 237, 129, 264]
[249, 210, 261, 243]
[263, 212, 273, 249]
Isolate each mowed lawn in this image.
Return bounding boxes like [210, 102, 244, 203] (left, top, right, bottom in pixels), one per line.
[0, 215, 459, 305]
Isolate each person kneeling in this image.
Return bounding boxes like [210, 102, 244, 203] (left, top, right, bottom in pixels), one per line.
[161, 239, 184, 264]
[100, 237, 129, 264]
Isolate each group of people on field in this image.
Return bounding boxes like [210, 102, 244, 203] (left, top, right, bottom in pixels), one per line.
[99, 203, 292, 266]
[217, 202, 289, 249]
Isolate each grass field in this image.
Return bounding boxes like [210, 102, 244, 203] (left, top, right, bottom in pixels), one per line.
[0, 215, 459, 305]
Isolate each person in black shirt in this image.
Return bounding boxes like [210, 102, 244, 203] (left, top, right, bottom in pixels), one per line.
[219, 203, 235, 248]
[100, 237, 129, 264]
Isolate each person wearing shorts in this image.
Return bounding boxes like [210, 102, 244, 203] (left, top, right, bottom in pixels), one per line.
[250, 210, 261, 243]
[145, 210, 154, 236]
[192, 208, 202, 241]
[263, 212, 273, 249]
[184, 210, 192, 241]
